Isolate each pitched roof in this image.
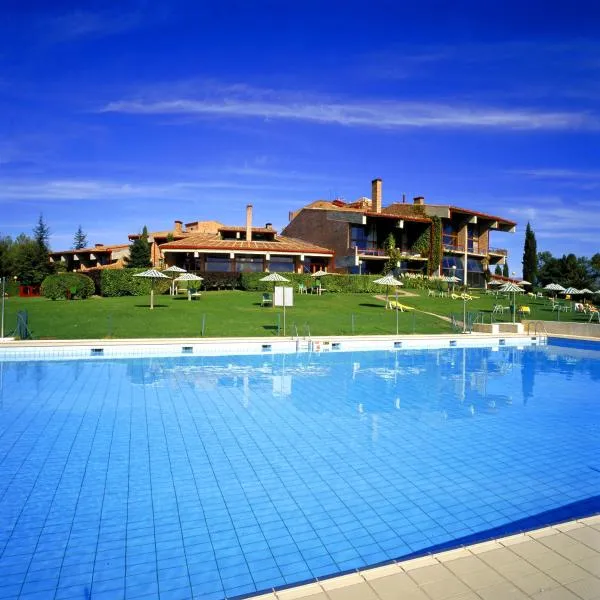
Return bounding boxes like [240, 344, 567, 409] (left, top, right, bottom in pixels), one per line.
[159, 232, 333, 255]
[49, 243, 129, 256]
[425, 204, 517, 226]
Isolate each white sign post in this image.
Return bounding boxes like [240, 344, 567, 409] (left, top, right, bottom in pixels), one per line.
[274, 286, 293, 336]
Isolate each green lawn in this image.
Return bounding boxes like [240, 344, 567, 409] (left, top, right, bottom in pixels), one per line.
[2, 290, 591, 340]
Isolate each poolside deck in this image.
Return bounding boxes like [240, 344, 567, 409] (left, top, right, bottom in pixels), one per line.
[251, 515, 600, 600]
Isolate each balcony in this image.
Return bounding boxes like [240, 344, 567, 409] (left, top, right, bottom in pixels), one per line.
[351, 246, 427, 261]
[488, 247, 508, 256]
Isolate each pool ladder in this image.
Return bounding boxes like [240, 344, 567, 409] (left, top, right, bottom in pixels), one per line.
[527, 320, 549, 342]
[294, 324, 312, 352]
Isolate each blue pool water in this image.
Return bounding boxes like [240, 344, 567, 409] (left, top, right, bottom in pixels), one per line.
[0, 341, 599, 600]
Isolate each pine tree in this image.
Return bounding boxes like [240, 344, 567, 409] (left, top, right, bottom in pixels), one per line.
[33, 214, 50, 251]
[73, 225, 88, 250]
[126, 226, 152, 268]
[522, 222, 538, 285]
[494, 264, 502, 276]
[502, 262, 509, 278]
[30, 215, 53, 283]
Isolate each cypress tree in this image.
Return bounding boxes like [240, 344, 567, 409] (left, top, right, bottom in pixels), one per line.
[522, 222, 538, 284]
[494, 264, 502, 276]
[502, 262, 509, 278]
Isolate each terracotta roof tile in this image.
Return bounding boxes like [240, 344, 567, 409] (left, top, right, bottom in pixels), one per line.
[159, 232, 333, 255]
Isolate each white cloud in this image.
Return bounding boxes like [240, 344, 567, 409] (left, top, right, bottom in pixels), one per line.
[514, 168, 600, 180]
[0, 177, 318, 203]
[100, 93, 597, 131]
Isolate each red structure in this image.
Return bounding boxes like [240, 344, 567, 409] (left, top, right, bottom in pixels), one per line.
[19, 285, 40, 297]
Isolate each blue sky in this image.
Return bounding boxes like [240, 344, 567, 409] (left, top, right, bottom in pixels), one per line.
[2, 1, 600, 275]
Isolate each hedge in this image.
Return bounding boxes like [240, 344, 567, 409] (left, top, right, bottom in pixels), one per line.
[238, 272, 400, 293]
[101, 269, 172, 297]
[41, 273, 95, 300]
[98, 269, 454, 296]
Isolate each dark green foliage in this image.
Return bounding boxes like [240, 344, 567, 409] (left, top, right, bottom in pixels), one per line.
[429, 217, 442, 275]
[410, 228, 431, 259]
[16, 216, 54, 284]
[200, 272, 241, 290]
[238, 272, 436, 292]
[33, 215, 50, 250]
[12, 233, 53, 285]
[537, 252, 595, 289]
[502, 263, 509, 277]
[126, 226, 151, 268]
[101, 269, 171, 296]
[81, 268, 103, 295]
[494, 264, 502, 276]
[41, 273, 95, 300]
[383, 233, 402, 274]
[522, 222, 538, 284]
[0, 236, 13, 277]
[73, 225, 87, 250]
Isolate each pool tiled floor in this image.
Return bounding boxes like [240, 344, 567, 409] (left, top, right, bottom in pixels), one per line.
[250, 515, 600, 600]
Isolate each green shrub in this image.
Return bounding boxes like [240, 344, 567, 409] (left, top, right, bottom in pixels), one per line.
[101, 269, 171, 297]
[200, 272, 241, 290]
[239, 272, 390, 293]
[41, 273, 95, 300]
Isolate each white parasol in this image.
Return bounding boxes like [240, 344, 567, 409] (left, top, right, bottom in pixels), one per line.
[133, 269, 170, 310]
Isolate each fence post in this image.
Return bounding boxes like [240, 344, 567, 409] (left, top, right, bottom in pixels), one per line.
[277, 313, 281, 336]
[351, 313, 355, 335]
[107, 314, 112, 338]
[201, 314, 206, 337]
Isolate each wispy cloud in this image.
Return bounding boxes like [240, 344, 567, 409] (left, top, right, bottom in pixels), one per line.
[100, 87, 598, 131]
[42, 9, 144, 42]
[507, 199, 600, 245]
[514, 168, 600, 180]
[511, 168, 600, 190]
[0, 177, 317, 203]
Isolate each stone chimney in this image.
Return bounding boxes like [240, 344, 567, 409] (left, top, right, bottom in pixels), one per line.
[95, 243, 103, 248]
[372, 178, 382, 213]
[246, 204, 253, 242]
[174, 220, 183, 235]
[413, 196, 425, 206]
[265, 222, 272, 230]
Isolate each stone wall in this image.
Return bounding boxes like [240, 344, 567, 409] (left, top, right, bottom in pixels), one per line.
[523, 320, 600, 338]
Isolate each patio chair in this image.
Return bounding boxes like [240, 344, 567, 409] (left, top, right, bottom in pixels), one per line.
[261, 292, 273, 307]
[427, 289, 436, 297]
[517, 305, 531, 316]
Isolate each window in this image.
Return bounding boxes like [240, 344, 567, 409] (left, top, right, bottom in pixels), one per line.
[235, 256, 264, 272]
[467, 224, 479, 253]
[442, 223, 458, 248]
[350, 226, 375, 250]
[442, 256, 464, 280]
[269, 255, 294, 272]
[205, 255, 232, 271]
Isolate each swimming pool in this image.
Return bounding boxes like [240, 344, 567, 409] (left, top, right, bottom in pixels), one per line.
[0, 340, 598, 600]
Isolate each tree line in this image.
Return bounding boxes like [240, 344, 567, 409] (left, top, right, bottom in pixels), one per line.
[520, 222, 599, 290]
[0, 217, 153, 285]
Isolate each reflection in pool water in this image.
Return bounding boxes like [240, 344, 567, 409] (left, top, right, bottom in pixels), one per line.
[0, 341, 598, 600]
